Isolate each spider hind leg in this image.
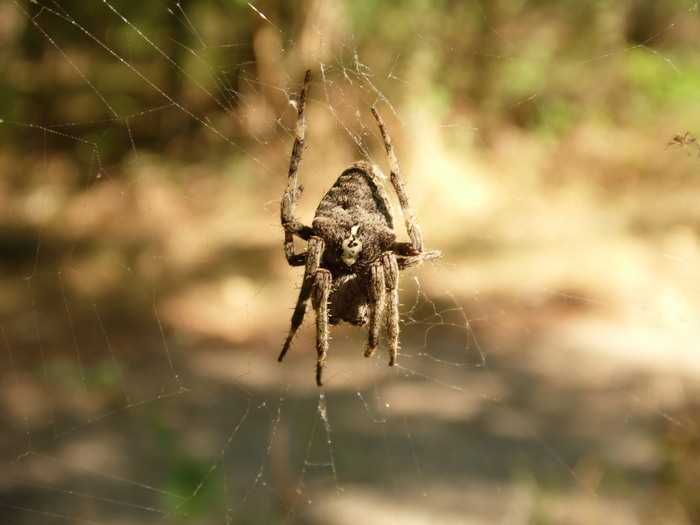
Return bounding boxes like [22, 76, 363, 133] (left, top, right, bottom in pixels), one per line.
[281, 69, 313, 266]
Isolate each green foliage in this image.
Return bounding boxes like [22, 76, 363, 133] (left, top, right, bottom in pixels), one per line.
[149, 414, 226, 522]
[2, 0, 698, 162]
[45, 358, 122, 391]
[625, 47, 700, 113]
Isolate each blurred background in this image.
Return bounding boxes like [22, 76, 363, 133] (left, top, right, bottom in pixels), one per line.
[1, 0, 700, 523]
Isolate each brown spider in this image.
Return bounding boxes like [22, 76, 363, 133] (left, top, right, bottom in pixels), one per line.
[666, 131, 698, 155]
[278, 70, 441, 386]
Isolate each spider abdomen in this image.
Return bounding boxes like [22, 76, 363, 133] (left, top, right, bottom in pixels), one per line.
[312, 161, 396, 270]
[328, 274, 369, 326]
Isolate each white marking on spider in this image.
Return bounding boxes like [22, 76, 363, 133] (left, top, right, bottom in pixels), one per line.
[341, 225, 362, 266]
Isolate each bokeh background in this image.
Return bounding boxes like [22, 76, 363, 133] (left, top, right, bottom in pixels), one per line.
[1, 0, 700, 523]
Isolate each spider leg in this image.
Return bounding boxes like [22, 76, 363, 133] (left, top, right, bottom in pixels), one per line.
[396, 249, 442, 270]
[382, 252, 400, 366]
[312, 269, 332, 386]
[278, 236, 324, 363]
[365, 261, 386, 360]
[371, 106, 423, 254]
[281, 69, 314, 266]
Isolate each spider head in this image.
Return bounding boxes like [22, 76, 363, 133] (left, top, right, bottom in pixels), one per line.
[340, 225, 363, 266]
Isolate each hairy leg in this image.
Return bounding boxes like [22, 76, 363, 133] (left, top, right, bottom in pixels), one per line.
[278, 236, 324, 362]
[396, 249, 442, 270]
[312, 269, 332, 386]
[281, 70, 314, 266]
[365, 262, 386, 359]
[382, 252, 400, 366]
[371, 106, 423, 253]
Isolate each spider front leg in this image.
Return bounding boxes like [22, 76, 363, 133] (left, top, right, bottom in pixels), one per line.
[278, 236, 324, 363]
[312, 269, 332, 386]
[365, 252, 401, 366]
[365, 261, 387, 360]
[281, 69, 313, 266]
[382, 252, 400, 366]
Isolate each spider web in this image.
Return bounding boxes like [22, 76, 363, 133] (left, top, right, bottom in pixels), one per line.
[2, 1, 700, 523]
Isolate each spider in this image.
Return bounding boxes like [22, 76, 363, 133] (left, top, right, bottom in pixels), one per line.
[666, 131, 699, 155]
[278, 70, 441, 386]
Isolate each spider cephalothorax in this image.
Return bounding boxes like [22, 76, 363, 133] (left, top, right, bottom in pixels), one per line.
[278, 70, 441, 386]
